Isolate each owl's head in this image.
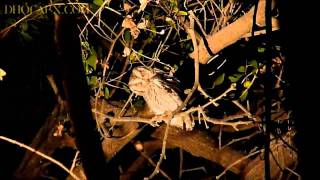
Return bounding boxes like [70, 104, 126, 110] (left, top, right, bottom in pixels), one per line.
[128, 66, 156, 95]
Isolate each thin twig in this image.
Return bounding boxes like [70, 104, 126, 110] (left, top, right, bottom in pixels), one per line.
[79, 0, 112, 37]
[93, 28, 125, 137]
[109, 38, 133, 98]
[140, 152, 172, 180]
[147, 120, 171, 179]
[118, 93, 135, 117]
[0, 136, 80, 180]
[204, 118, 251, 131]
[177, 10, 200, 112]
[221, 131, 260, 149]
[179, 148, 184, 179]
[202, 83, 237, 108]
[70, 150, 80, 173]
[181, 166, 207, 173]
[216, 149, 262, 179]
[285, 167, 301, 180]
[92, 112, 161, 127]
[232, 100, 253, 118]
[219, 126, 223, 149]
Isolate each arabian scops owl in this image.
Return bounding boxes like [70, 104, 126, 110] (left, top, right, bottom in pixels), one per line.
[128, 66, 194, 130]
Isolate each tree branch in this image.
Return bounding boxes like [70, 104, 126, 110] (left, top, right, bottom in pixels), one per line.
[190, 0, 278, 64]
[0, 136, 80, 180]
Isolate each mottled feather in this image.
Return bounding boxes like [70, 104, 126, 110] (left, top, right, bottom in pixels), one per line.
[128, 66, 193, 130]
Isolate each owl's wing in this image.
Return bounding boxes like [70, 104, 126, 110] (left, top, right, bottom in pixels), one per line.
[154, 71, 182, 94]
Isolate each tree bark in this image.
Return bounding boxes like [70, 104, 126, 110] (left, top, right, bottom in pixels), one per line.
[55, 15, 113, 179]
[190, 0, 278, 64]
[151, 125, 250, 174]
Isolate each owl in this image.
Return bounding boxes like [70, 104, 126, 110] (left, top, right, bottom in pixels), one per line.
[128, 66, 194, 131]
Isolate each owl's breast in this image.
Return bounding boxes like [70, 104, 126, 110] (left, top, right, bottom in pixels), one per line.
[143, 83, 182, 115]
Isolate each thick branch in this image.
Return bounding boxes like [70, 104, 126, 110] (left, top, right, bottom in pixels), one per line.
[151, 125, 250, 174]
[190, 0, 278, 64]
[56, 15, 110, 179]
[242, 132, 298, 179]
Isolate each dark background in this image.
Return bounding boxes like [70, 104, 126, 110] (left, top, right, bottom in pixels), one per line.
[0, 18, 57, 178]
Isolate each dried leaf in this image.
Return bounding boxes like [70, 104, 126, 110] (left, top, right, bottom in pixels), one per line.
[122, 46, 131, 57]
[184, 89, 192, 95]
[122, 16, 136, 29]
[122, 16, 140, 39]
[138, 0, 149, 13]
[137, 18, 149, 29]
[123, 2, 132, 13]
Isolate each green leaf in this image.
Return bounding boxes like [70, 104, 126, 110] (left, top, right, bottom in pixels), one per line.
[5, 18, 16, 25]
[137, 49, 143, 59]
[185, 42, 193, 51]
[29, 23, 39, 31]
[20, 31, 33, 42]
[214, 73, 225, 86]
[177, 11, 188, 16]
[150, 24, 157, 37]
[123, 85, 131, 94]
[129, 53, 136, 62]
[257, 47, 266, 53]
[124, 30, 131, 42]
[81, 41, 90, 49]
[89, 76, 98, 86]
[228, 73, 242, 83]
[237, 66, 245, 73]
[21, 22, 28, 31]
[104, 87, 109, 99]
[87, 48, 97, 70]
[165, 17, 176, 29]
[240, 90, 248, 101]
[93, 0, 104, 6]
[249, 60, 258, 68]
[173, 64, 179, 71]
[89, 3, 99, 12]
[146, 37, 153, 44]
